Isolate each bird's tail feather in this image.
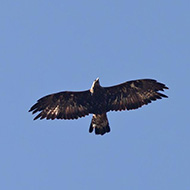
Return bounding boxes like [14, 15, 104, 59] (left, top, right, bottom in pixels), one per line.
[89, 113, 110, 135]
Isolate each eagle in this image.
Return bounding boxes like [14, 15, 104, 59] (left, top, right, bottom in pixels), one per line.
[29, 78, 168, 135]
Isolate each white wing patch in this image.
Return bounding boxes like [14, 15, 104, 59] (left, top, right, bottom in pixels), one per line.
[52, 105, 60, 115]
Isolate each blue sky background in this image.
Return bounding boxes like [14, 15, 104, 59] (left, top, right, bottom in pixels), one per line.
[0, 1, 189, 190]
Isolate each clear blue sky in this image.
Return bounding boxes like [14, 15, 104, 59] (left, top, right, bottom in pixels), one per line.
[1, 1, 189, 190]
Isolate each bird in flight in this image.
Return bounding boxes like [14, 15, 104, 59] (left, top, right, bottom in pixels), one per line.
[29, 78, 168, 135]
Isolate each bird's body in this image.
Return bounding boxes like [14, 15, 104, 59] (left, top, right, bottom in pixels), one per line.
[90, 78, 107, 114]
[29, 78, 168, 135]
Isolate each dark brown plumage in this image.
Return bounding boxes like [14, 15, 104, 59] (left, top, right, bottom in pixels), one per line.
[29, 78, 168, 135]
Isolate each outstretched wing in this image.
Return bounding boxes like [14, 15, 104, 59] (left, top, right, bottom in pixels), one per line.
[104, 79, 168, 112]
[29, 90, 93, 120]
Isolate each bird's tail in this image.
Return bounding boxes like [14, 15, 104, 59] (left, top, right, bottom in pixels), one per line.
[89, 113, 110, 135]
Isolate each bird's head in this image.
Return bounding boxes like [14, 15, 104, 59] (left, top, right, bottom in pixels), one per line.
[94, 77, 100, 85]
[90, 77, 100, 94]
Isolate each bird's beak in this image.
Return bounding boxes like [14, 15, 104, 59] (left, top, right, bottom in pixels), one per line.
[96, 77, 99, 82]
